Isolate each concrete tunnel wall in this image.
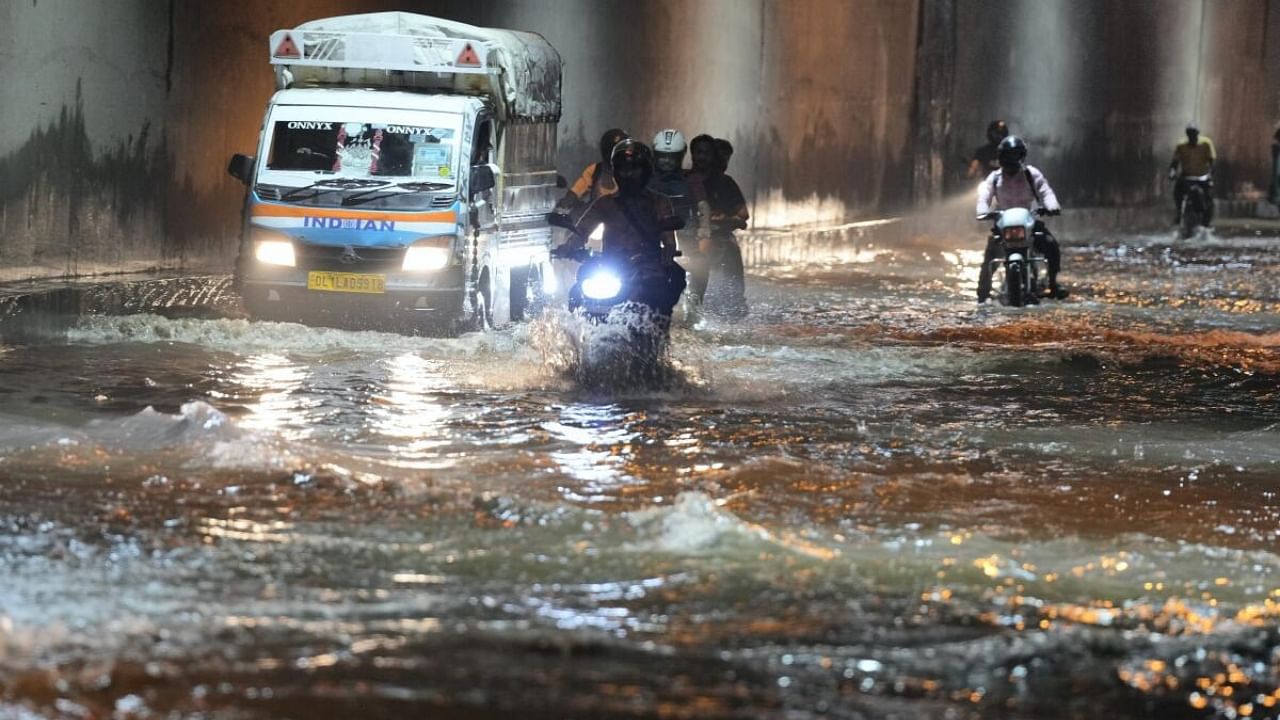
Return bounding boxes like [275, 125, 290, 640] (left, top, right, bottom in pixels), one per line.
[0, 0, 1277, 282]
[948, 0, 1280, 206]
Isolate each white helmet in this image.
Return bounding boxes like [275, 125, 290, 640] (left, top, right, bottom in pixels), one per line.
[652, 129, 687, 154]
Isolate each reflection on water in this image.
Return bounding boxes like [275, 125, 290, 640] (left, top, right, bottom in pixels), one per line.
[546, 403, 640, 503]
[371, 353, 454, 469]
[234, 353, 311, 439]
[0, 229, 1277, 718]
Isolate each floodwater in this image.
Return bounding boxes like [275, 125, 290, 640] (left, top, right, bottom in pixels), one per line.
[0, 225, 1277, 719]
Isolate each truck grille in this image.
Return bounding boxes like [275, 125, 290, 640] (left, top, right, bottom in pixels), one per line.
[295, 244, 405, 272]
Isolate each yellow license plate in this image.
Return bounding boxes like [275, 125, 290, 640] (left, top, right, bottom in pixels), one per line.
[306, 271, 386, 294]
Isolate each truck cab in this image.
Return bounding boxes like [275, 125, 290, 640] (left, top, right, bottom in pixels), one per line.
[227, 12, 562, 334]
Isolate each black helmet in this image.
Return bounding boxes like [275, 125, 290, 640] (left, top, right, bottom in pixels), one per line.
[987, 119, 1009, 145]
[599, 128, 629, 163]
[610, 139, 654, 194]
[997, 135, 1027, 171]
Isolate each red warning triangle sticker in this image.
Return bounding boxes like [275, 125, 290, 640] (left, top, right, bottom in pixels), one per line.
[455, 43, 482, 68]
[274, 34, 301, 59]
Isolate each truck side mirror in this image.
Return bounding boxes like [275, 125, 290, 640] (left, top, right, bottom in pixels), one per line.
[471, 164, 496, 194]
[227, 154, 255, 185]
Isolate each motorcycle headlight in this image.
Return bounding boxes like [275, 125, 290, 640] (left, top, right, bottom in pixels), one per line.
[581, 270, 622, 300]
[1002, 226, 1027, 241]
[254, 238, 296, 267]
[402, 240, 451, 271]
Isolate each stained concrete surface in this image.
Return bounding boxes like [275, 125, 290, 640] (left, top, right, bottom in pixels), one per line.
[0, 0, 1277, 284]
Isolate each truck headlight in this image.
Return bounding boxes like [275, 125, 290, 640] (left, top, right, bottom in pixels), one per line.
[254, 239, 296, 267]
[403, 245, 451, 271]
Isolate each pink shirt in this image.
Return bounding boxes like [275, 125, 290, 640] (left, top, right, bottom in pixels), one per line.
[976, 165, 1060, 216]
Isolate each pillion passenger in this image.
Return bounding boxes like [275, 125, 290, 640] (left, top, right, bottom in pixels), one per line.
[683, 134, 749, 317]
[555, 128, 629, 213]
[649, 128, 711, 257]
[975, 135, 1066, 303]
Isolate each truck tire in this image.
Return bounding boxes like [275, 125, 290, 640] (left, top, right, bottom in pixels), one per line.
[508, 264, 544, 322]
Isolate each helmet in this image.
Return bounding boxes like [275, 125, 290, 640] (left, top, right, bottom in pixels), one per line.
[652, 129, 687, 154]
[986, 119, 1009, 145]
[997, 135, 1027, 170]
[1185, 122, 1199, 134]
[652, 129, 687, 173]
[609, 139, 654, 194]
[599, 128, 629, 163]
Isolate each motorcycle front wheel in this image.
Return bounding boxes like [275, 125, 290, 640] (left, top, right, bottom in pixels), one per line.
[1005, 262, 1027, 307]
[1181, 203, 1202, 239]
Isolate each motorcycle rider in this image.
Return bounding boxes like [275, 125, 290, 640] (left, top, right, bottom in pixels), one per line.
[556, 139, 686, 315]
[1168, 122, 1216, 226]
[650, 129, 710, 243]
[555, 128, 629, 213]
[650, 129, 710, 299]
[683, 135, 749, 316]
[975, 135, 1065, 303]
[967, 119, 1010, 179]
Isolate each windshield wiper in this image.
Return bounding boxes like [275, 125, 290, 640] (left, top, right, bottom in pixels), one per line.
[341, 180, 455, 207]
[278, 178, 391, 202]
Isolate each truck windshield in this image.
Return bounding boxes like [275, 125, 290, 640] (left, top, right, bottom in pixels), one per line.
[265, 120, 458, 182]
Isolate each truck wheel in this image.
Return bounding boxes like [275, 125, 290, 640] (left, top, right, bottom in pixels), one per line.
[508, 264, 544, 322]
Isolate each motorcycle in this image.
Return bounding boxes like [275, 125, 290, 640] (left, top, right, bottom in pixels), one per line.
[545, 212, 686, 384]
[977, 207, 1055, 307]
[1178, 173, 1212, 239]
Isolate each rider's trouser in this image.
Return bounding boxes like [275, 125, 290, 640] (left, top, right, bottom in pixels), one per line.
[977, 222, 1061, 299]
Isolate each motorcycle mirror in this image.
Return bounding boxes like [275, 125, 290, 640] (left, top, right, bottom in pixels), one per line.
[658, 216, 685, 232]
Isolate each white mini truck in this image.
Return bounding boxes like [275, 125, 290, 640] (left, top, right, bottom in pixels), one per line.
[227, 12, 563, 333]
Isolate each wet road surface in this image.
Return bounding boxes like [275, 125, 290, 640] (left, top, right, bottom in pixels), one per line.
[0, 226, 1278, 719]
